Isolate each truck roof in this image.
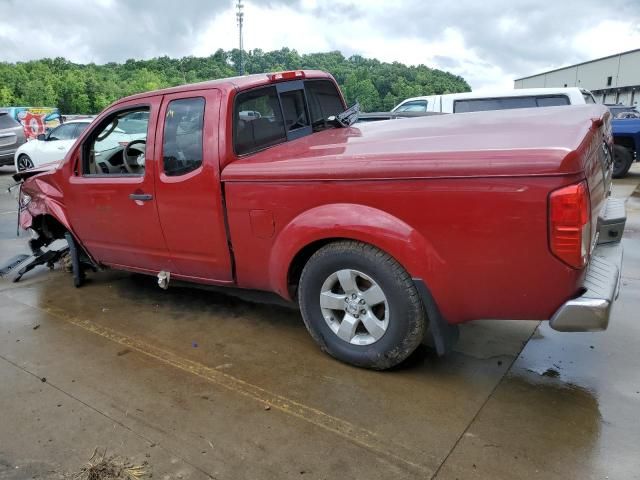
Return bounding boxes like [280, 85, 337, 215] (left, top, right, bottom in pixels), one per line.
[113, 70, 334, 105]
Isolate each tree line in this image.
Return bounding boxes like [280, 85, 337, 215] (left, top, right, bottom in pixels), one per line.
[0, 48, 470, 114]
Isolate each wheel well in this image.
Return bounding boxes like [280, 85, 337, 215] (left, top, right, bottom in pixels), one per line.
[614, 135, 636, 153]
[31, 214, 67, 243]
[287, 238, 346, 299]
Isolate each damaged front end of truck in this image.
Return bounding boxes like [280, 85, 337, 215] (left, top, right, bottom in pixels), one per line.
[1, 166, 94, 285]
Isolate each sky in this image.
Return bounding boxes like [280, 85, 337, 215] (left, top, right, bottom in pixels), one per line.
[1, 0, 640, 91]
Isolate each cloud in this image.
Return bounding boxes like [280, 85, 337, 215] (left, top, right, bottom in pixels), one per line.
[0, 0, 232, 63]
[1, 0, 640, 91]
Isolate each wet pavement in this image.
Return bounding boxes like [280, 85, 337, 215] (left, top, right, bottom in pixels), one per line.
[0, 165, 639, 479]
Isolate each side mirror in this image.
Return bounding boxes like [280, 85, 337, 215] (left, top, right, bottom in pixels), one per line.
[36, 133, 46, 141]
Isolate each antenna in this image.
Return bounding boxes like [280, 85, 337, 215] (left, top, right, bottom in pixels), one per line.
[236, 0, 244, 75]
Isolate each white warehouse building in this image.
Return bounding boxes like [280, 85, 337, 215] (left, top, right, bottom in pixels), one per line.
[514, 49, 640, 106]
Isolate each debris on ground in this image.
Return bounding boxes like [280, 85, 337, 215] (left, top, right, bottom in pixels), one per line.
[526, 367, 561, 378]
[66, 449, 149, 480]
[542, 368, 560, 378]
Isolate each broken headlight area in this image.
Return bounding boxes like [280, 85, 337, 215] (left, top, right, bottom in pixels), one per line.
[19, 193, 32, 210]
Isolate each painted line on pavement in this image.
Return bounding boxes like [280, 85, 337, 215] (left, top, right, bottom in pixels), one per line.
[5, 295, 434, 476]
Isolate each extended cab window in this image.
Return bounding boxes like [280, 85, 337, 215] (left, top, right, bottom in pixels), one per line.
[234, 86, 286, 155]
[163, 97, 205, 176]
[83, 107, 149, 176]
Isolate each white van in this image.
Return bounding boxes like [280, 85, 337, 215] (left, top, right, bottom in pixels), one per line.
[392, 87, 597, 114]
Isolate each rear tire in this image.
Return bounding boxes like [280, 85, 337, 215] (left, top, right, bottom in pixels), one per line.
[17, 154, 34, 171]
[298, 241, 427, 370]
[612, 145, 633, 179]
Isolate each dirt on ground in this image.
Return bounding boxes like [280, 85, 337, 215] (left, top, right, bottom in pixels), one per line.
[64, 451, 148, 480]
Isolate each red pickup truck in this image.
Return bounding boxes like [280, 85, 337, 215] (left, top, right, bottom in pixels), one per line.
[16, 70, 626, 369]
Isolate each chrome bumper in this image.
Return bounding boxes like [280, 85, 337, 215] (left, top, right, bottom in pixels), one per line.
[549, 198, 626, 332]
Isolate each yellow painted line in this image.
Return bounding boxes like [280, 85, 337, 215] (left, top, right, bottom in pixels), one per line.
[17, 300, 434, 475]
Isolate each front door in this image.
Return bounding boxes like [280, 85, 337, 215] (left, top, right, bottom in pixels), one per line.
[154, 89, 233, 282]
[65, 98, 171, 273]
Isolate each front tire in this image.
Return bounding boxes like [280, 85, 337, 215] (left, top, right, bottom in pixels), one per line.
[298, 241, 427, 370]
[612, 145, 633, 179]
[17, 154, 34, 171]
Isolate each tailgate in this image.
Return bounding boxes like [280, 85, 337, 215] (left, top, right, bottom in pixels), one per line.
[585, 114, 614, 248]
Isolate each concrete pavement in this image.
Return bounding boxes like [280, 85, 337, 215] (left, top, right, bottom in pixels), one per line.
[0, 165, 639, 479]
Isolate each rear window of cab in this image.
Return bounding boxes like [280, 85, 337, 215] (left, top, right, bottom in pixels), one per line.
[233, 79, 343, 156]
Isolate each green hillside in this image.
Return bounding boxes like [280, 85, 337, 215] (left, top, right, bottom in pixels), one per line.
[0, 48, 470, 114]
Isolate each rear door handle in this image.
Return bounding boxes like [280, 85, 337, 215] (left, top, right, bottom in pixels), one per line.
[129, 193, 153, 201]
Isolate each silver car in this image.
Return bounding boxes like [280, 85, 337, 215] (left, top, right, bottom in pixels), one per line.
[0, 112, 27, 166]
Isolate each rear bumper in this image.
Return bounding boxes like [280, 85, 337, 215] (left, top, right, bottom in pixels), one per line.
[549, 198, 626, 332]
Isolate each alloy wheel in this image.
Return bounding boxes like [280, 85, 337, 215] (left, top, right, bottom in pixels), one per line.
[319, 269, 389, 345]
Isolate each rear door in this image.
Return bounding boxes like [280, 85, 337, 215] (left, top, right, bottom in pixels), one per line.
[154, 88, 234, 282]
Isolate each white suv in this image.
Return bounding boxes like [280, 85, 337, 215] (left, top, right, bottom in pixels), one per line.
[392, 87, 597, 114]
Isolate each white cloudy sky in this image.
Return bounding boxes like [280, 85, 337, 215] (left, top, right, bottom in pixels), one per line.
[1, 0, 639, 91]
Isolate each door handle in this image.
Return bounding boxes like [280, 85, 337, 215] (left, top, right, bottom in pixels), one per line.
[57, 146, 65, 149]
[129, 193, 153, 201]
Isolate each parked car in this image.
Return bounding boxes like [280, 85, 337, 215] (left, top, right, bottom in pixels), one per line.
[392, 88, 640, 178]
[14, 119, 144, 171]
[14, 120, 89, 171]
[14, 70, 625, 370]
[605, 104, 640, 119]
[610, 115, 640, 178]
[0, 112, 27, 166]
[392, 87, 596, 114]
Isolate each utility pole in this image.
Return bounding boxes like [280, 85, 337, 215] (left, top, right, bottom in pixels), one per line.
[236, 0, 244, 75]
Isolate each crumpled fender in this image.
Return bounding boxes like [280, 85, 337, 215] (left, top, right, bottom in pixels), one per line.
[268, 203, 444, 299]
[19, 173, 71, 233]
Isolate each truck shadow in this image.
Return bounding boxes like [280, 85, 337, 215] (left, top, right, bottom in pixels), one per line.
[23, 269, 544, 373]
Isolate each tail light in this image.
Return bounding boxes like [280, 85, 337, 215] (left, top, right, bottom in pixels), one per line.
[549, 181, 591, 268]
